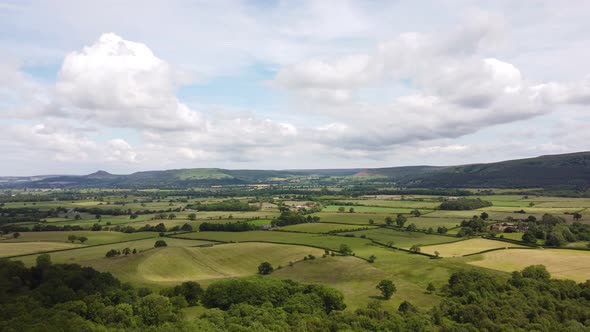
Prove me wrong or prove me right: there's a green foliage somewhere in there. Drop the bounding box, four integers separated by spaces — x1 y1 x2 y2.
199 221 256 232
439 198 492 210
257 261 274 275
271 209 320 227
154 240 167 248
187 199 259 211
376 280 396 299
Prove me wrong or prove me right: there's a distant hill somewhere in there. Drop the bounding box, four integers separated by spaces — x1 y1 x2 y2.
2 151 590 189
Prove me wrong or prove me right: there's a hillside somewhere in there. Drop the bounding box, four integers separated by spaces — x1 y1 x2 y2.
1 151 590 189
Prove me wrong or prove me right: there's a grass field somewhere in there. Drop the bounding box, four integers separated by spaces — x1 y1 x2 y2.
338 199 441 209
13 237 214 266
279 223 376 233
404 216 462 230
419 238 524 257
314 212 393 225
342 228 460 249
0 242 84 257
323 205 427 214
99 242 325 285
468 248 590 282
1 231 157 246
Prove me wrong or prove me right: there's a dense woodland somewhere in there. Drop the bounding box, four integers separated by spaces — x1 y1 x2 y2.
1 256 589 331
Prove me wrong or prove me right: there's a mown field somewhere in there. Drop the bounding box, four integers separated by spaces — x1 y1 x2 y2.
419 238 525 257
467 248 590 282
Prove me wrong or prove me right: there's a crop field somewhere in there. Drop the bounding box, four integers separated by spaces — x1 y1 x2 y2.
1 230 157 245
468 248 590 282
342 228 460 249
279 223 376 233
419 238 525 257
0 241 84 257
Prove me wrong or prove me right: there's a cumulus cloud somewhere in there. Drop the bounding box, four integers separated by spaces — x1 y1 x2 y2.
53 33 202 130
275 17 590 151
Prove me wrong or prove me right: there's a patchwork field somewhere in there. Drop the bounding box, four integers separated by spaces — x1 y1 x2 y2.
103 242 325 285
314 212 393 225
279 223 376 233
0 241 84 257
342 228 460 249
420 238 524 257
1 230 157 246
14 237 214 266
468 248 590 282
323 205 426 214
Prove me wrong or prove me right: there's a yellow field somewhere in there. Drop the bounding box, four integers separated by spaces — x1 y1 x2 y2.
0 242 84 257
420 238 523 257
468 249 590 282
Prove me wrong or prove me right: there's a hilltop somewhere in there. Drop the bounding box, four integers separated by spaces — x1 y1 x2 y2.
1 151 589 189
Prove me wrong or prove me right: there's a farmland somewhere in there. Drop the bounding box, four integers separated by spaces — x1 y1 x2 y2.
2 185 590 330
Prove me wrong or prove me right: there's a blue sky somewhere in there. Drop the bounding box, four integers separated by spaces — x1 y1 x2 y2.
1 0 589 175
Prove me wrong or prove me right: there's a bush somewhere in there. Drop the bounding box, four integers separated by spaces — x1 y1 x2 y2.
154 240 168 248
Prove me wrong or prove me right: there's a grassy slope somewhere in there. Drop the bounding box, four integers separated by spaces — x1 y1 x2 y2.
419 238 525 257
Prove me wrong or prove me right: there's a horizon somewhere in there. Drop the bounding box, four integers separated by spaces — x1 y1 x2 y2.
3 149 587 177
2 1 590 175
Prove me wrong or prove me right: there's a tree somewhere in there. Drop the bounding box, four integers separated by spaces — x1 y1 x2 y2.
573 212 582 221
338 207 345 213
376 280 396 299
188 213 197 221
136 294 176 325
385 216 393 225
406 223 417 232
339 243 353 256
168 213 176 220
369 219 375 225
180 223 193 232
398 301 417 314
12 232 20 239
258 262 274 275
132 248 137 254
426 282 436 294
411 209 421 217
122 247 131 255
410 244 421 253
522 230 537 244
154 240 168 248
368 255 376 263
395 214 407 228
105 249 119 258
480 212 489 220
437 226 448 234
74 214 82 220
78 236 88 244
36 253 52 268
67 235 77 243
434 251 440 258
349 207 355 213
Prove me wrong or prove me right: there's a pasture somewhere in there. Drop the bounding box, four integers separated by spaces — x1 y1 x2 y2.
419 238 525 257
342 228 460 249
0 242 83 257
468 248 590 282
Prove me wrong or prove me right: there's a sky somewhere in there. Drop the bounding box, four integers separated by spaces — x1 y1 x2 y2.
1 0 590 176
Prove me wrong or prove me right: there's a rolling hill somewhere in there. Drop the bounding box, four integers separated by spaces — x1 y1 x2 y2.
1 151 590 189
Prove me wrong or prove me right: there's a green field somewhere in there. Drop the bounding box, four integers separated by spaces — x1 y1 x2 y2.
341 228 460 249
1 231 157 246
0 242 84 257
419 238 524 257
279 223 376 233
314 212 393 225
323 205 426 214
97 242 325 286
